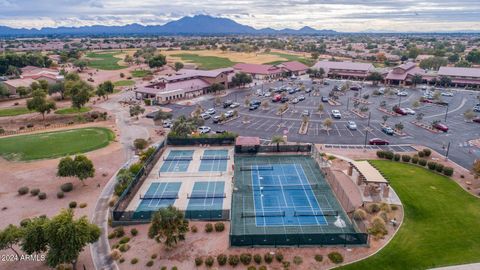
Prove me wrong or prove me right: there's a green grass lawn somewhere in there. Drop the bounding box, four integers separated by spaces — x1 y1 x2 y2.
171 53 237 70
0 127 114 161
130 70 152 78
0 107 32 117
263 52 314 66
337 161 480 270
114 80 135 88
54 107 91 115
85 51 126 70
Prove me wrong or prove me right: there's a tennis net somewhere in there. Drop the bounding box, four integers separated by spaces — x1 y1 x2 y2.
294 209 338 216
241 210 285 218
139 192 179 200
163 156 193 161
240 165 273 171
248 184 320 190
187 192 226 199
200 156 230 160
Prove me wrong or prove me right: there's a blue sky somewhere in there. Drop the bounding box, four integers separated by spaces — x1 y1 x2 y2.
0 0 479 31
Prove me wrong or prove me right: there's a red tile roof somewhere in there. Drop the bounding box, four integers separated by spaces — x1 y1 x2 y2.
438 67 480 78
235 136 260 146
233 63 283 75
277 61 309 72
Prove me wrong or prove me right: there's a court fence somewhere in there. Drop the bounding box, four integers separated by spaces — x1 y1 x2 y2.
235 143 312 154
112 209 230 226
230 232 369 247
167 133 236 146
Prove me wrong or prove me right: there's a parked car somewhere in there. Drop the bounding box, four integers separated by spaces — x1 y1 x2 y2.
346 121 357 130
378 87 385 94
404 108 416 115
331 110 342 119
223 100 233 108
435 101 449 106
229 102 240 108
212 115 221 124
305 88 312 93
281 96 289 103
369 138 390 145
302 110 310 116
200 113 211 120
298 95 305 101
215 130 228 134
472 118 480 123
433 122 449 132
272 94 282 102
396 91 408 96
264 92 272 97
224 110 234 118
291 98 299 104
421 85 428 90
473 105 480 112
162 120 172 128
382 126 395 135
321 96 329 102
441 92 454 97
394 107 408 115
198 126 211 134
250 100 261 106
206 108 216 115
249 104 259 110
350 85 362 91
288 88 296 94
145 111 159 119
421 98 433 103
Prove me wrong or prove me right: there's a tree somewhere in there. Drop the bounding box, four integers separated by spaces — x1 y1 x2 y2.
95 85 106 99
148 206 189 249
153 110 172 123
0 224 23 257
412 100 420 109
69 80 92 109
317 104 324 113
232 72 252 87
16 86 30 97
466 49 480 64
271 135 285 152
411 74 423 87
382 115 389 125
455 60 472 67
419 57 447 70
26 90 56 120
133 138 148 151
174 62 184 71
129 104 145 118
0 84 10 98
448 53 460 63
323 118 333 130
48 82 66 99
57 155 95 185
472 159 480 179
20 209 100 270
464 109 476 121
148 54 167 69
311 52 320 60
439 76 452 87
124 55 134 65
220 45 228 53
73 59 88 71
394 122 404 132
171 115 196 137
98 81 114 99
366 72 383 86
261 100 269 110
209 83 225 94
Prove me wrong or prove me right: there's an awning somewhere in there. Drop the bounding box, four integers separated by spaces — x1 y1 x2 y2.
350 161 388 184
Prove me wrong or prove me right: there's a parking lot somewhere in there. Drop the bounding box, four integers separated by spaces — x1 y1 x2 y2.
165 78 480 168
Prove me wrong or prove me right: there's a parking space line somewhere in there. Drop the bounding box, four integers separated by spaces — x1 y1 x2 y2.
334 124 341 136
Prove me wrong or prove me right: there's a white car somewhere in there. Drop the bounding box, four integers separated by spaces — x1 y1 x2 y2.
162 120 172 128
229 102 240 108
331 110 342 119
346 121 357 130
264 92 272 97
397 91 408 96
378 87 385 94
441 92 454 97
421 85 428 90
224 110 234 118
404 108 416 115
473 105 480 112
206 108 216 115
200 113 211 120
198 126 211 134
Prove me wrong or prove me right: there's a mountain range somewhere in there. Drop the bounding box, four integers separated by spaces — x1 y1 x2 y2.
0 15 337 36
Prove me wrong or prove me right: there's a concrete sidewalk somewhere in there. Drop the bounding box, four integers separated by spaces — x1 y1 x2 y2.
430 263 480 270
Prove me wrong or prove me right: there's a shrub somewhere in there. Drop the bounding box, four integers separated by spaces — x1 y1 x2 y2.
423 148 432 157
172 267 178 270
110 249 122 260
353 209 367 220
26 123 34 128
114 226 125 238
259 266 267 270
378 211 389 223
18 186 29 195
195 257 203 266
443 166 454 176
205 256 214 267
151 254 157 259
38 192 47 200
393 154 400 161
214 222 225 232
253 254 262 264
217 254 227 265
161 267 166 270
146 260 154 267
130 228 138 236
264 253 273 264
118 244 130 252
119 237 130 244
108 232 116 239
247 266 256 270
69 201 77 208
20 218 31 227
79 203 87 208
57 191 65 199
427 161 437 170
368 216 388 239
418 159 427 166
119 258 125 263
366 203 380 214
383 151 394 160
293 256 303 265
228 255 240 266
401 155 411 162
203 223 213 233
190 225 198 233
30 188 40 196
60 182 74 192
314 254 323 262
282 261 291 269
418 151 425 158
130 258 138 264
376 150 385 158
411 156 419 164
435 163 444 172
328 252 344 264
240 253 252 265
275 252 283 262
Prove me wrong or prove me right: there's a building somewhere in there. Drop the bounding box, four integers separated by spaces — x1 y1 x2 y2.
275 61 309 76
385 62 427 86
233 63 283 80
313 61 374 80
134 68 235 104
2 78 38 95
438 67 480 88
20 66 64 84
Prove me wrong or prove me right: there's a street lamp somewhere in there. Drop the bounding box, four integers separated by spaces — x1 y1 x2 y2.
444 104 449 122
445 141 451 160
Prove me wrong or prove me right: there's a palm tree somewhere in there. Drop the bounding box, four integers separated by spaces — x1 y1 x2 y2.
261 100 269 110
271 135 285 152
244 98 250 107
411 74 423 87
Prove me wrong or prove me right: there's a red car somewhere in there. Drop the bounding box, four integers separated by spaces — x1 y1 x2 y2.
433 122 449 132
421 98 433 103
369 138 390 145
394 107 408 115
271 94 282 102
472 118 480 123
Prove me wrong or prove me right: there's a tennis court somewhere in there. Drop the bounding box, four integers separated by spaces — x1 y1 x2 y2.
187 181 225 210
199 149 229 172
251 164 329 226
135 182 181 212
160 150 194 172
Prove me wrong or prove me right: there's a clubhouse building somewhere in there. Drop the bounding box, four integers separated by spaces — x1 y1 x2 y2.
233 61 309 80
438 67 480 88
313 61 374 80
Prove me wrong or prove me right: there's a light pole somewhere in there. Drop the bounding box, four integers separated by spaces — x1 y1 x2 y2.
346 97 350 111
367 111 371 127
363 127 369 149
445 141 451 160
398 94 402 106
444 104 449 122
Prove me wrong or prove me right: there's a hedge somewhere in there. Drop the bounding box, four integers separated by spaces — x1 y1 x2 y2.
423 148 432 157
376 151 385 158
443 166 454 176
435 163 444 172
384 151 394 160
393 154 401 161
411 156 419 164
401 155 411 162
328 252 344 264
427 161 437 170
418 159 427 166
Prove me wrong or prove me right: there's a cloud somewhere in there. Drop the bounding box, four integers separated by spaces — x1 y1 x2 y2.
0 0 478 31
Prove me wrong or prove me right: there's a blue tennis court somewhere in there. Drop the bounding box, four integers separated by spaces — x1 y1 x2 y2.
251 164 328 226
199 150 229 172
136 182 181 212
187 181 225 210
160 150 194 172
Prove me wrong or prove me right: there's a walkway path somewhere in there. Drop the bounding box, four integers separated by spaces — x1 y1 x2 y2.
430 263 480 270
